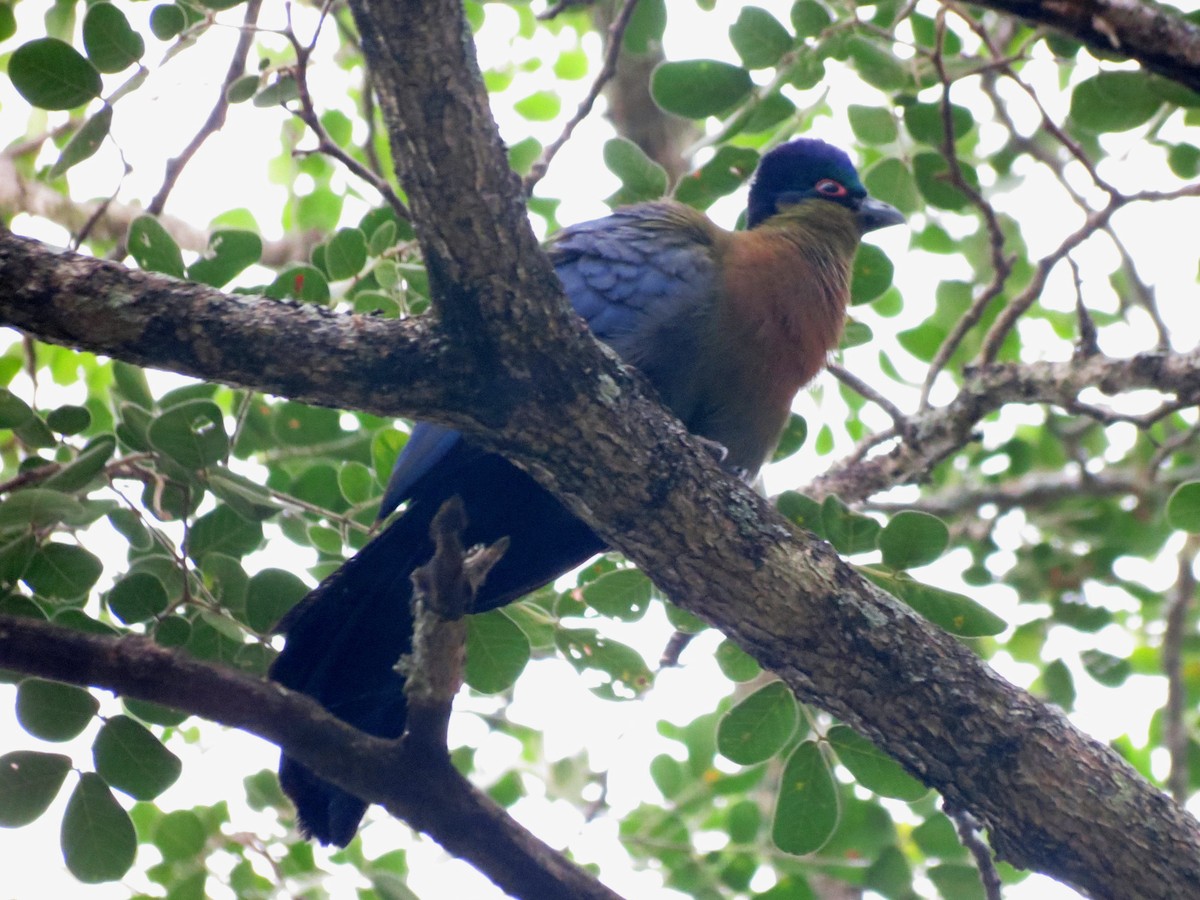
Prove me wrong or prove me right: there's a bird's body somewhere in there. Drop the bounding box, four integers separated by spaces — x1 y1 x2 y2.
269 138 903 845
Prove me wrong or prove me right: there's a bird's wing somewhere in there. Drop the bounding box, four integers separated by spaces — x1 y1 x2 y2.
378 202 721 517
378 422 464 518
546 201 720 357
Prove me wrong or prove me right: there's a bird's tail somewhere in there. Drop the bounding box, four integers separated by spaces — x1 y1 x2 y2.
268 510 433 846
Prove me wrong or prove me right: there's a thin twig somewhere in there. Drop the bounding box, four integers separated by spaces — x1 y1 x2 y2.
946 802 1003 900
286 17 410 221
918 9 1014 408
523 0 642 193
146 0 264 220
827 363 913 444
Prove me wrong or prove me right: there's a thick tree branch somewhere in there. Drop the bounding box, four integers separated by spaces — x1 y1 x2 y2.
0 615 622 900
0 229 495 433
968 0 1200 93
4 1 1200 897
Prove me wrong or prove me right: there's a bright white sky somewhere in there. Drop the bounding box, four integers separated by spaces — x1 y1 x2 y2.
3 1 1199 898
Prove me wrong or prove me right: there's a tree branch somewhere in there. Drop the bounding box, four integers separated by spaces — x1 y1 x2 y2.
968 0 1200 93
0 614 622 900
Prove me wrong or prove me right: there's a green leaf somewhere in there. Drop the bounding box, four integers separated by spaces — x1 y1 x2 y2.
128 215 185 278
772 740 838 855
790 0 830 37
324 227 368 281
772 413 807 462
24 543 103 599
553 48 588 80
9 38 102 110
904 101 974 146
879 510 949 569
603 137 668 206
913 812 967 859
0 4 15 43
92 714 182 800
581 567 653 622
205 467 279 520
60 773 137 883
622 0 665 53
717 681 798 765
928 863 987 900
465 609 531 694
1037 658 1076 708
185 505 263 563
148 398 228 470
0 489 87 531
265 265 330 303
337 460 375 505
850 243 894 305
154 809 207 861
0 750 72 826
848 104 897 144
44 404 90 436
776 491 823 534
556 628 653 700
107 571 169 624
16 679 99 741
860 566 1006 637
865 845 914 898
651 60 753 118
730 7 793 69
149 4 186 41
245 568 309 633
187 229 262 287
107 508 152 551
82 2 144 73
673 145 761 208
715 638 761 682
1081 649 1131 687
846 37 907 92
827 725 928 800
49 105 113 178
912 152 979 211
1070 71 1162 133
864 157 921 215
1167 481 1200 532
0 387 33 428
513 90 561 121
253 74 299 107
226 73 260 104
821 495 880 555
112 360 155 409
123 698 188 727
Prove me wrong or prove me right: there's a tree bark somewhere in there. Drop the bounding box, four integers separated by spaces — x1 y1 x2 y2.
2 0 1200 897
970 0 1200 94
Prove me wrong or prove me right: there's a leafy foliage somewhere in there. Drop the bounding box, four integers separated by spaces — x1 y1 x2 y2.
1 0 1198 897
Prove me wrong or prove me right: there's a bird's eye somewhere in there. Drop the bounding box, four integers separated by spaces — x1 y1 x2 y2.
814 178 848 197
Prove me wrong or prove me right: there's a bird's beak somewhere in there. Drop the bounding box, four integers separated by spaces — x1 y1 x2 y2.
856 197 905 233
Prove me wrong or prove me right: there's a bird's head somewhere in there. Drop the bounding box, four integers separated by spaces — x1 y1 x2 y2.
746 138 904 234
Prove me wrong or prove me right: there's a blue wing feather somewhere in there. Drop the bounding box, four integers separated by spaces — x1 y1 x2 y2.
380 201 720 516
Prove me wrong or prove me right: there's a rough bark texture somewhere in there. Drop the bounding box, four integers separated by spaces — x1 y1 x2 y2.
2 0 1200 897
970 0 1200 93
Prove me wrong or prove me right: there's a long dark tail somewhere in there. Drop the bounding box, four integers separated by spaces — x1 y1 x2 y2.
268 448 606 846
268 510 431 846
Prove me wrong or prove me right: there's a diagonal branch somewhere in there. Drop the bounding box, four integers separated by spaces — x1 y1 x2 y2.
966 0 1200 93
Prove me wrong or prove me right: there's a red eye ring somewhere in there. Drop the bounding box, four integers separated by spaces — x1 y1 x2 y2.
815 178 848 197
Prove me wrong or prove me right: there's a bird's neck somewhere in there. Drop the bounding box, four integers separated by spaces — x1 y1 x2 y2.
721 205 860 390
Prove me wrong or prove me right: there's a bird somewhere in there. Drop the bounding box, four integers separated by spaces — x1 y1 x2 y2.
268 137 904 846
